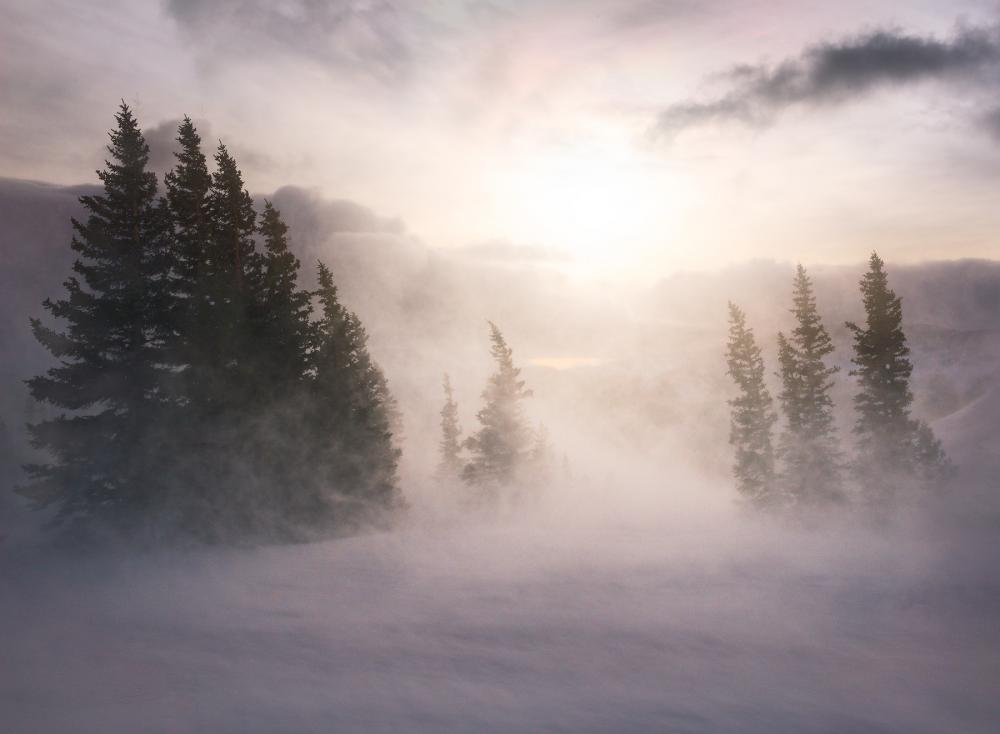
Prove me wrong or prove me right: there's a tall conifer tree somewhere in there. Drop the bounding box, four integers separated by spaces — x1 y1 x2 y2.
776 265 844 506
846 252 951 508
306 262 401 529
463 322 533 489
164 116 212 384
257 200 311 393
206 144 263 403
725 302 778 508
21 107 405 542
21 103 175 527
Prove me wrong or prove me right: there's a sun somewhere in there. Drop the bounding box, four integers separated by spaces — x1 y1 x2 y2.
491 141 677 269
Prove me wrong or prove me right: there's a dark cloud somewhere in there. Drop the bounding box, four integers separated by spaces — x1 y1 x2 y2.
141 118 199 174
655 24 1000 137
138 117 279 182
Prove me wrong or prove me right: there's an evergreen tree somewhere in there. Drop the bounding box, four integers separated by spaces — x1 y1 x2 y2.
305 262 401 529
21 107 403 543
235 201 314 537
725 302 777 508
164 138 267 539
163 116 212 385
21 103 175 528
846 252 951 509
166 139 262 420
463 322 533 489
257 200 311 393
776 265 844 507
164 117 211 285
437 373 463 479
161 117 217 531
205 143 264 402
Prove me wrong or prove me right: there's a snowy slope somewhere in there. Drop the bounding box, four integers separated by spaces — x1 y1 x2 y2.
2 513 999 734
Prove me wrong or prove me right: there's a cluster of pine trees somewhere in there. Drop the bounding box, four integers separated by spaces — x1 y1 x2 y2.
726 255 952 514
20 103 401 542
437 322 554 502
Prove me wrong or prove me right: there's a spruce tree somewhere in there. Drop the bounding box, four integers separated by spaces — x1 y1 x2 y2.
166 140 262 420
235 201 314 536
164 117 211 286
161 117 216 530
257 200 311 393
205 143 264 403
306 262 401 529
846 252 951 509
164 138 266 539
163 116 212 382
776 265 844 507
437 373 463 479
725 302 777 508
463 322 533 489
21 103 175 528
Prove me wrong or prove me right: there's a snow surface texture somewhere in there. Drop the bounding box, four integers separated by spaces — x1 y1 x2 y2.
3 502 999 734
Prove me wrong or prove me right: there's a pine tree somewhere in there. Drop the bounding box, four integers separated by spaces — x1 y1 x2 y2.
21 103 175 528
776 265 844 507
233 201 315 537
305 262 401 530
163 116 212 383
725 302 777 508
206 143 264 402
846 252 951 509
164 117 211 285
257 200 311 393
437 373 463 479
20 108 403 542
463 322 533 489
210 144 261 293
166 139 262 421
163 138 267 539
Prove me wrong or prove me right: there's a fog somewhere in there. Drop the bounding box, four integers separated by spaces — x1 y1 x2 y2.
2 174 999 731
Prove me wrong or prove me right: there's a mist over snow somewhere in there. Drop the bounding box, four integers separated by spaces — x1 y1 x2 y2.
2 174 1000 732
7 0 1000 728
4 508 1000 734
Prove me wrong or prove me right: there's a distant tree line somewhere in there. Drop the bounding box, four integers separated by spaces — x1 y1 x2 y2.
20 103 402 542
437 322 555 504
726 255 953 515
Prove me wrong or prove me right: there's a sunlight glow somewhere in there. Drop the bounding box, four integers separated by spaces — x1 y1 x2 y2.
492 142 678 267
528 356 604 370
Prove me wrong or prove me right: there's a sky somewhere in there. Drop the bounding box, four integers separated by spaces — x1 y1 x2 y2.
3 0 1000 279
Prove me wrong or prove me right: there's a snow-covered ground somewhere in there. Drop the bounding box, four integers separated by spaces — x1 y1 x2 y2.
3 505 998 734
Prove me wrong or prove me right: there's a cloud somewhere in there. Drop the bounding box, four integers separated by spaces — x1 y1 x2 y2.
654 23 1000 137
605 0 699 32
140 118 196 174
163 0 447 83
455 239 573 264
138 117 281 183
983 107 1000 143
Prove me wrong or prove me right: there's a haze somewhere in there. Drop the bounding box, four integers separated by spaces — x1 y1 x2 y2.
2 2 1000 733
